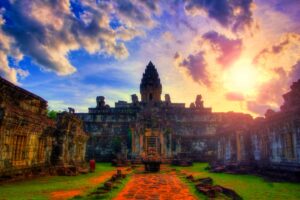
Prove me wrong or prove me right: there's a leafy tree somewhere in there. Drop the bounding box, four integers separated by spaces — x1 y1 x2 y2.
47 109 60 120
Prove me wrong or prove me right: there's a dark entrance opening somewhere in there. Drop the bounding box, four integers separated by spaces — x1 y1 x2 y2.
149 93 153 101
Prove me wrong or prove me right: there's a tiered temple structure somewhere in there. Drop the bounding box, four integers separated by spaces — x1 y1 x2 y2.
77 61 300 176
0 61 299 180
77 62 232 162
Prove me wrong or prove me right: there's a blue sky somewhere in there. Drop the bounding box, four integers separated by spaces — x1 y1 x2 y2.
0 0 300 116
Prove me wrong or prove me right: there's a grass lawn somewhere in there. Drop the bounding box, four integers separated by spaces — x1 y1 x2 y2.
173 163 300 200
0 163 115 200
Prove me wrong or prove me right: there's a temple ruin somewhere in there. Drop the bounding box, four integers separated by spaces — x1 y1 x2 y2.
76 61 222 162
77 61 300 176
0 77 88 178
0 61 299 180
215 79 300 176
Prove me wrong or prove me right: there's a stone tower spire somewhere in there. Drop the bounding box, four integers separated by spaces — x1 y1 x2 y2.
140 61 162 103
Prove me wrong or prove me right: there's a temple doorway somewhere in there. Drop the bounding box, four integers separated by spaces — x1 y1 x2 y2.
144 129 161 156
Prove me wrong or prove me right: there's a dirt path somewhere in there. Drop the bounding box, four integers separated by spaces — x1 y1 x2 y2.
50 170 117 200
114 172 197 200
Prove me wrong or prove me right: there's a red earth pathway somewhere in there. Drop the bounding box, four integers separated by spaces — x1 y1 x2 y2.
114 173 197 200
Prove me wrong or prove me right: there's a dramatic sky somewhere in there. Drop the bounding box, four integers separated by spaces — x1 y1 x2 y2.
0 0 299 116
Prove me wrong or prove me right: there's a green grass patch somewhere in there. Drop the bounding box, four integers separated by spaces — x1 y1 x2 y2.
173 163 300 200
0 163 115 200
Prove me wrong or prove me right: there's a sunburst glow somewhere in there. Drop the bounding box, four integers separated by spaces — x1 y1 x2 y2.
223 58 261 95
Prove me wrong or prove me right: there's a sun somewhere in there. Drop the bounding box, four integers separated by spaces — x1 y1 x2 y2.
223 58 260 95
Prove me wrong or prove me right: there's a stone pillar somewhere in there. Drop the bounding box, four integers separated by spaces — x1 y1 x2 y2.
160 132 164 157
169 134 173 157
135 132 139 156
236 132 241 162
139 133 143 156
131 129 135 154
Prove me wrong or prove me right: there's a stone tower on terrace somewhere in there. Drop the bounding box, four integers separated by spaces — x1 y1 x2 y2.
140 61 162 103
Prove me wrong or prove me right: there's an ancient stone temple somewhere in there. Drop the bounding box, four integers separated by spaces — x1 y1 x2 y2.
215 79 300 176
1 60 298 180
0 77 55 177
250 80 300 171
0 77 88 178
215 113 253 164
77 61 221 162
52 108 89 167
77 61 300 175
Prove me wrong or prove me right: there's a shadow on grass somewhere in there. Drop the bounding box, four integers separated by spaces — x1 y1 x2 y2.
0 163 115 200
172 163 300 200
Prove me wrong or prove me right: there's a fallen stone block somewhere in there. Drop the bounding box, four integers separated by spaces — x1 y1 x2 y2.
186 174 195 181
196 184 217 198
215 185 243 200
196 177 213 185
104 181 113 190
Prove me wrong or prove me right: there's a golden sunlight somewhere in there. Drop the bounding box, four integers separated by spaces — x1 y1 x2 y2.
223 58 261 95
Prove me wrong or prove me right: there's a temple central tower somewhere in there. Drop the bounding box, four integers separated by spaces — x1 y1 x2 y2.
140 61 162 103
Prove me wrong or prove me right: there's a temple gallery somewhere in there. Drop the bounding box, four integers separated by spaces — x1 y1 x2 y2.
0 61 299 179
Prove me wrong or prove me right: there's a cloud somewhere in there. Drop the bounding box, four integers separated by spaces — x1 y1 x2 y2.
175 51 211 86
225 92 244 101
173 31 242 87
179 18 198 34
0 10 28 83
113 0 160 28
0 0 159 83
247 33 300 114
263 0 300 22
247 67 291 116
291 60 300 81
202 31 242 68
257 67 288 105
174 52 180 59
253 33 300 64
247 101 274 116
247 32 300 115
184 0 254 32
162 31 174 42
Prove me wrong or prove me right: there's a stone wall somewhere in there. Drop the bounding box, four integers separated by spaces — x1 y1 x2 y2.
0 77 55 177
250 110 300 170
52 110 89 167
77 94 220 163
75 63 229 163
77 103 137 161
215 113 253 164
0 77 88 178
215 80 300 173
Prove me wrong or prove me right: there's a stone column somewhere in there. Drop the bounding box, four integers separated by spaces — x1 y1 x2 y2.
139 133 143 156
160 131 164 157
236 131 241 162
131 128 135 154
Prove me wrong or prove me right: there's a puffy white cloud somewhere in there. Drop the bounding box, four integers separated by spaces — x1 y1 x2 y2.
0 11 28 83
0 0 160 83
